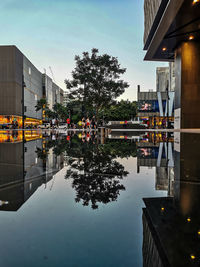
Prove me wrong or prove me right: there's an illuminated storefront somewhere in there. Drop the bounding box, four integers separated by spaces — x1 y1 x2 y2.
0 131 42 143
0 115 42 128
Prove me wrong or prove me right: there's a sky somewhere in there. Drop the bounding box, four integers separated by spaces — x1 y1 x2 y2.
0 0 167 100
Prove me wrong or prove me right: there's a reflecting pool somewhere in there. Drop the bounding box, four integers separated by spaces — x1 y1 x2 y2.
0 130 199 266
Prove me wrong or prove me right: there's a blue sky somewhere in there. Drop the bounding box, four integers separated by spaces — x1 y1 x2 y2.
0 0 167 100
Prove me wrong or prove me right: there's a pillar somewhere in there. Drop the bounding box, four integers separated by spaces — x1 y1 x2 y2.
174 41 200 128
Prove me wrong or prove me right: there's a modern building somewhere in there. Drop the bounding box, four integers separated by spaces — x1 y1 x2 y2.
156 67 169 92
0 46 64 128
143 0 200 128
137 83 174 128
63 91 68 107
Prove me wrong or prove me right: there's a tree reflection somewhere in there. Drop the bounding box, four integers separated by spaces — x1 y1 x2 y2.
37 133 137 209
65 137 135 209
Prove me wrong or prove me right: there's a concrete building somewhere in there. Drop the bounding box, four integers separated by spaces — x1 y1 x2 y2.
156 67 169 92
0 46 64 128
137 85 174 128
143 0 200 128
63 91 68 107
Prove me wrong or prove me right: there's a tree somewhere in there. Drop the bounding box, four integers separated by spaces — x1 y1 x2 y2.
65 48 129 122
35 98 48 112
35 98 50 121
99 100 137 122
53 103 68 121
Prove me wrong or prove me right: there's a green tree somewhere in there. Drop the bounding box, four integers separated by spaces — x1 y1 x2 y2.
53 103 68 121
65 48 129 122
35 98 48 112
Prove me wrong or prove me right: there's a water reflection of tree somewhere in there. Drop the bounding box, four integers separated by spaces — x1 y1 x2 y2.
36 135 137 209
65 138 136 209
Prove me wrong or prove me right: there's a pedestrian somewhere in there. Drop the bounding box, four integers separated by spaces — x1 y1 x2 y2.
91 116 96 129
82 117 86 129
86 118 90 130
66 118 70 128
123 120 127 129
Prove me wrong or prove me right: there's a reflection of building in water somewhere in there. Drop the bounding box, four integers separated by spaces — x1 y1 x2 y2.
143 133 200 266
0 134 63 211
137 133 174 168
137 133 174 197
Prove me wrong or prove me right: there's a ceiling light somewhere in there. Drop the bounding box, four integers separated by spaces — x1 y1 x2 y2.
189 35 194 40
193 0 200 5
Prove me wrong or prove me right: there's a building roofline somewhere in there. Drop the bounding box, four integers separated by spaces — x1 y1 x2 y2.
144 0 170 50
144 0 184 61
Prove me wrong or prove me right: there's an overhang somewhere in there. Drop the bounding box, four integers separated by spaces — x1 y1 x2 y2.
144 0 200 61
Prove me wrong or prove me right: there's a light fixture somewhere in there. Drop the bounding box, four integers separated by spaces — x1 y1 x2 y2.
191 255 196 260
187 217 191 222
189 35 194 40
161 207 165 211
193 0 200 5
162 47 167 52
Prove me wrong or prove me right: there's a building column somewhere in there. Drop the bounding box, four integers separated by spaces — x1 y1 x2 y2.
174 41 200 129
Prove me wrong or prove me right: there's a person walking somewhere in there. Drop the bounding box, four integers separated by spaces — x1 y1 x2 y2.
91 116 96 129
82 117 86 130
86 117 90 130
66 118 70 129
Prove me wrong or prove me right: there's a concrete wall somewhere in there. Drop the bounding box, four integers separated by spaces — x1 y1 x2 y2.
144 0 162 45
156 67 169 92
0 46 23 116
23 56 43 120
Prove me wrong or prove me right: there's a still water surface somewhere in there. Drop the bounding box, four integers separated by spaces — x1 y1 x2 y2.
0 130 198 266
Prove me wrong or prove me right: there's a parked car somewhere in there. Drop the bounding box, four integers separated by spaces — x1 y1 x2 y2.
38 123 50 129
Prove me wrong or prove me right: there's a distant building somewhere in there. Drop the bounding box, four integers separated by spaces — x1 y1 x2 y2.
63 91 68 107
137 61 175 128
0 46 64 127
156 67 169 92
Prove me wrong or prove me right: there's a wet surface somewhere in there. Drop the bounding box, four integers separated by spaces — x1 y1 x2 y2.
0 130 199 266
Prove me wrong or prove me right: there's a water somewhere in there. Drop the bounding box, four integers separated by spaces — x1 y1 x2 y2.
0 130 199 266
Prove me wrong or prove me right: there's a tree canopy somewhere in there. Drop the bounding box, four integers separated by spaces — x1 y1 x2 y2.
65 48 129 120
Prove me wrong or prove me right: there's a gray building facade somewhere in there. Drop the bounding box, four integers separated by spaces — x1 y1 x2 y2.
0 45 64 127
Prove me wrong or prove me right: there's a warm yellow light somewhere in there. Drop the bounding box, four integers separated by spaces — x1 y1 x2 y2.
198 230 200 235
162 47 167 51
191 255 196 260
193 0 200 5
189 35 194 40
161 207 165 211
187 217 191 222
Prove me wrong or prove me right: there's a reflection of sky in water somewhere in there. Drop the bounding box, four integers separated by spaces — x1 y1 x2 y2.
0 156 166 267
